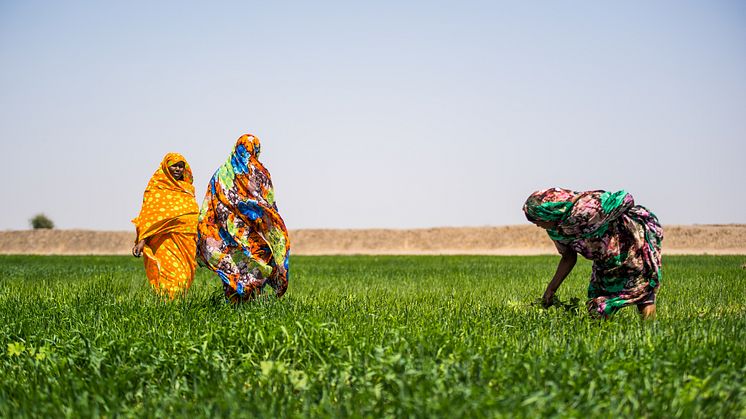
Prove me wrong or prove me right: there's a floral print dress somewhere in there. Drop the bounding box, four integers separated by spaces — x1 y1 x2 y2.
523 188 663 317
197 134 290 303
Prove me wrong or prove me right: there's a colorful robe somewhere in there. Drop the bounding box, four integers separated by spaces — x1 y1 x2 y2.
523 188 663 317
132 153 199 299
197 134 290 302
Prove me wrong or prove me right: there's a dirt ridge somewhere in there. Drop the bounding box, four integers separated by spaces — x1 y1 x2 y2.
1 225 745 255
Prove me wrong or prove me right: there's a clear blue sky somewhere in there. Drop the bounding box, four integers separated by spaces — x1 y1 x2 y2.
1 1 744 231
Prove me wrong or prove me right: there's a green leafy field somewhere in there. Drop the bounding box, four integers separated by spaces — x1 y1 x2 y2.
0 255 744 417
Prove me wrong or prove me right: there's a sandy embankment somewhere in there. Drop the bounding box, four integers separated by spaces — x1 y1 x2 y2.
1 225 745 255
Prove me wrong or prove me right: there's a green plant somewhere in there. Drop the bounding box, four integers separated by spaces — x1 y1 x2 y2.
0 255 743 417
29 214 54 229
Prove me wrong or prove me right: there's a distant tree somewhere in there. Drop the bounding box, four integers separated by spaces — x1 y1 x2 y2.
30 213 55 229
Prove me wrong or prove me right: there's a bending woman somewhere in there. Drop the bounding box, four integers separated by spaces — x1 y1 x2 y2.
523 188 663 319
197 134 290 303
132 153 200 299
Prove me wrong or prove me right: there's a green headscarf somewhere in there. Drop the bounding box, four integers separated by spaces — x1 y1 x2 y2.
522 188 578 223
524 188 633 242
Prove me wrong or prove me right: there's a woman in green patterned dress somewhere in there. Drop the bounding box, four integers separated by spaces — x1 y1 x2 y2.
523 188 663 319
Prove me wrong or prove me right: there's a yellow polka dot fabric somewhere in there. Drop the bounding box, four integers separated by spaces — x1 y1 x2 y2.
142 233 197 299
132 153 200 299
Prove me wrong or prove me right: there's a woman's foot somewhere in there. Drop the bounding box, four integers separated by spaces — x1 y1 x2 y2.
638 303 656 320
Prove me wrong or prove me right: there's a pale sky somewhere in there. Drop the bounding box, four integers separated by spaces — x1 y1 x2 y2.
1 1 744 231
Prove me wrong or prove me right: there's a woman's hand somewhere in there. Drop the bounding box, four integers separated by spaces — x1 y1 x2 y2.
132 240 146 257
540 242 577 309
542 289 556 308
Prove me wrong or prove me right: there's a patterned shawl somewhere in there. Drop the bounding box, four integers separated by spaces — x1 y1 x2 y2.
523 188 634 242
132 153 199 243
198 134 290 296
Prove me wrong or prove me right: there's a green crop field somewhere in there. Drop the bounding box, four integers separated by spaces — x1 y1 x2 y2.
0 255 744 417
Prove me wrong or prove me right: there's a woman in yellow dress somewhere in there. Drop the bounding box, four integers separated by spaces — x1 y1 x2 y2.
131 153 200 299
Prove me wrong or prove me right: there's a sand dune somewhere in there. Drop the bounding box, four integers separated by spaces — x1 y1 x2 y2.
1 225 745 255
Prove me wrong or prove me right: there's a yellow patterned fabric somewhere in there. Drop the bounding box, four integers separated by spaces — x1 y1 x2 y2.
132 153 199 298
